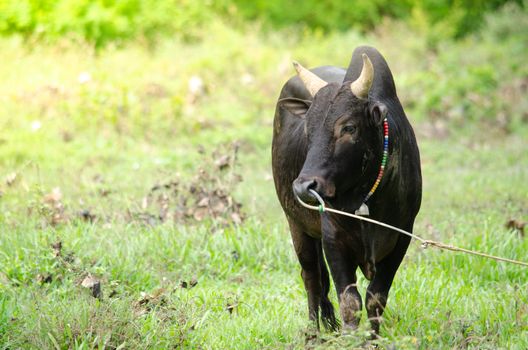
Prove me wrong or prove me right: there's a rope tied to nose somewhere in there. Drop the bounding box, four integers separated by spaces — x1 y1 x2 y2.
308 190 326 214
296 189 528 267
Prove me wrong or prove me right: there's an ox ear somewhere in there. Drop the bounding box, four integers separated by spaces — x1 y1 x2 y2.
278 97 312 118
368 101 388 126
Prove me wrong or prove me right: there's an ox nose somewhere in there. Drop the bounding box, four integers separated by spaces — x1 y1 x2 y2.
292 177 319 204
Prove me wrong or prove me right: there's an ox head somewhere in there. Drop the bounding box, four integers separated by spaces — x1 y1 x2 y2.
283 54 388 204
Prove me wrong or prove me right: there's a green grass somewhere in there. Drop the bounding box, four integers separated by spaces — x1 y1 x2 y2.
1 7 527 349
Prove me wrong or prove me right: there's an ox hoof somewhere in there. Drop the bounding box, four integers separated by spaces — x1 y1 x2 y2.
339 289 362 330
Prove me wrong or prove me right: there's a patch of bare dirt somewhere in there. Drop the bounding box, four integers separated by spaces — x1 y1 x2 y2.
132 142 244 228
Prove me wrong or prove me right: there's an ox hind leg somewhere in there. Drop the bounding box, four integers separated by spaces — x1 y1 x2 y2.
288 220 337 331
366 233 412 335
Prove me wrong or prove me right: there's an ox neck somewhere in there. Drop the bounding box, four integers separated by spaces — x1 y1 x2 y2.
355 117 389 216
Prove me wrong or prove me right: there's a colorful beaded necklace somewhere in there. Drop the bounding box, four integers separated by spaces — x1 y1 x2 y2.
355 117 389 216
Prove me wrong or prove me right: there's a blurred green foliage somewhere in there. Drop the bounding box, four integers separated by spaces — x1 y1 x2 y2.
231 0 519 37
397 2 528 132
0 0 223 46
0 0 524 47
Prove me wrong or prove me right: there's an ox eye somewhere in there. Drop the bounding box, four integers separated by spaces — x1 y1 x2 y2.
341 125 356 136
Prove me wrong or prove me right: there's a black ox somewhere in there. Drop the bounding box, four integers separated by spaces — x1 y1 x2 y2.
271 46 422 334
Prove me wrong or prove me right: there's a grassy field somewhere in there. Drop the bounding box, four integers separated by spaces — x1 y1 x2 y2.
1 7 527 349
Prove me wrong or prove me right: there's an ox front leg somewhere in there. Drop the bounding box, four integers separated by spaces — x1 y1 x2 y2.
322 229 362 330
366 233 411 336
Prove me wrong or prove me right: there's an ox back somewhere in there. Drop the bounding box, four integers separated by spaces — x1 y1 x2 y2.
271 46 422 334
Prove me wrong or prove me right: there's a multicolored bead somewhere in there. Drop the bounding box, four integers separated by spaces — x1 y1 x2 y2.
359 117 389 212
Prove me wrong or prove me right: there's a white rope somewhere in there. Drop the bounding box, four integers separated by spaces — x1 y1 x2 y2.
295 189 528 267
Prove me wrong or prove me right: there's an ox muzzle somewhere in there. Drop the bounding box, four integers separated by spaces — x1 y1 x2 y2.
293 176 335 204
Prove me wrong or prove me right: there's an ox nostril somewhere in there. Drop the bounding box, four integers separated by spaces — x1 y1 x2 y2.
293 178 319 203
306 179 317 191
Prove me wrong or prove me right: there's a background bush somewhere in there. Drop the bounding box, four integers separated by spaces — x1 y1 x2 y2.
0 0 524 47
0 0 224 46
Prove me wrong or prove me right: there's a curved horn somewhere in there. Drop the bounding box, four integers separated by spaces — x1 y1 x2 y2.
292 61 327 97
350 53 374 99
